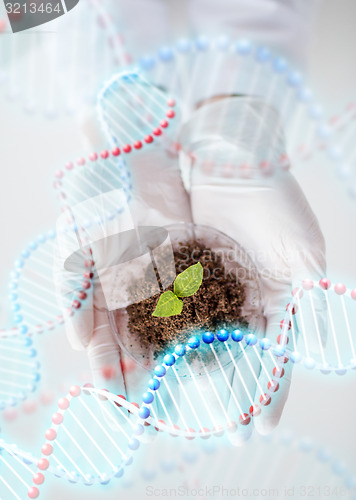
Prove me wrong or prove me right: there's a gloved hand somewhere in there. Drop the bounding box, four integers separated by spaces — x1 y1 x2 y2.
55 78 193 409
179 96 327 435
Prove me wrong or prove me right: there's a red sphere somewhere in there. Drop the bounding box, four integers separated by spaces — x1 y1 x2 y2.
27 487 39 499
133 140 142 149
166 109 175 119
319 278 331 290
72 300 81 310
259 394 271 406
160 120 169 128
100 150 109 159
153 128 162 136
155 419 165 432
239 413 251 425
277 334 289 345
123 144 132 154
82 280 91 290
37 458 49 470
114 394 126 408
77 291 87 300
268 380 279 392
167 98 176 107
273 366 285 378
302 279 314 290
249 405 261 417
128 402 139 414
112 147 121 156
286 303 297 315
334 283 346 295
144 135 153 144
280 319 292 330
185 428 196 440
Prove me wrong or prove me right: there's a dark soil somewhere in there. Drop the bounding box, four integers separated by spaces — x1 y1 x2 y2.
124 240 247 357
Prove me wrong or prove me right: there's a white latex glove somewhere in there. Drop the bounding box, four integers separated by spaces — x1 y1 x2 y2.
55 90 192 407
179 96 326 435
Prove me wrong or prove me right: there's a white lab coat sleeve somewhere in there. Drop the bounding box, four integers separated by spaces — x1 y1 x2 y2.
184 0 322 106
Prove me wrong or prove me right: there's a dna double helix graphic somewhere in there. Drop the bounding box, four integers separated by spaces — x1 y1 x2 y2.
1 32 356 499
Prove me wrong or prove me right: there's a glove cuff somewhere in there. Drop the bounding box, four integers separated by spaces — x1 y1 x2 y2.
179 96 289 182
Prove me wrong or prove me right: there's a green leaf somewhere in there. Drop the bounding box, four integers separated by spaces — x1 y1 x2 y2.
174 262 203 298
152 291 183 317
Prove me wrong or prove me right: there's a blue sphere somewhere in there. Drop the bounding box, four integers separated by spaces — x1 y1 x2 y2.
133 423 144 436
148 378 160 391
21 250 30 259
273 345 286 357
245 334 257 346
114 468 124 478
297 87 313 102
216 329 229 342
202 331 214 344
236 39 252 55
14 314 23 324
187 336 200 349
174 344 186 357
140 56 156 70
128 438 140 451
8 293 17 302
287 71 303 87
176 38 191 52
259 338 271 350
154 365 166 377
11 303 20 312
24 337 32 347
290 351 302 363
37 234 46 243
163 354 176 366
138 406 150 419
195 36 209 51
216 35 230 50
20 325 28 334
256 46 270 62
28 348 37 358
29 241 38 250
273 57 288 73
142 392 154 404
99 474 110 485
231 329 244 342
14 259 24 269
158 47 174 62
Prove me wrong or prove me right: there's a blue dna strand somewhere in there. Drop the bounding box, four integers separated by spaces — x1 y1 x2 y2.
8 229 91 336
0 331 40 411
135 35 356 199
136 330 289 440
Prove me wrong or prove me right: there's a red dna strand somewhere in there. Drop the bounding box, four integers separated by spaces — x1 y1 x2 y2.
283 278 356 374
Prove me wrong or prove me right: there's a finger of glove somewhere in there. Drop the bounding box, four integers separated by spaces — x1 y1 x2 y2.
254 295 294 435
252 273 295 434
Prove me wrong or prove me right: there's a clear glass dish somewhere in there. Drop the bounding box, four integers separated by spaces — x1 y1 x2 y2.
108 222 263 378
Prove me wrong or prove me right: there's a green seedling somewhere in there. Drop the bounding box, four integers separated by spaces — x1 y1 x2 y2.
152 262 203 318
